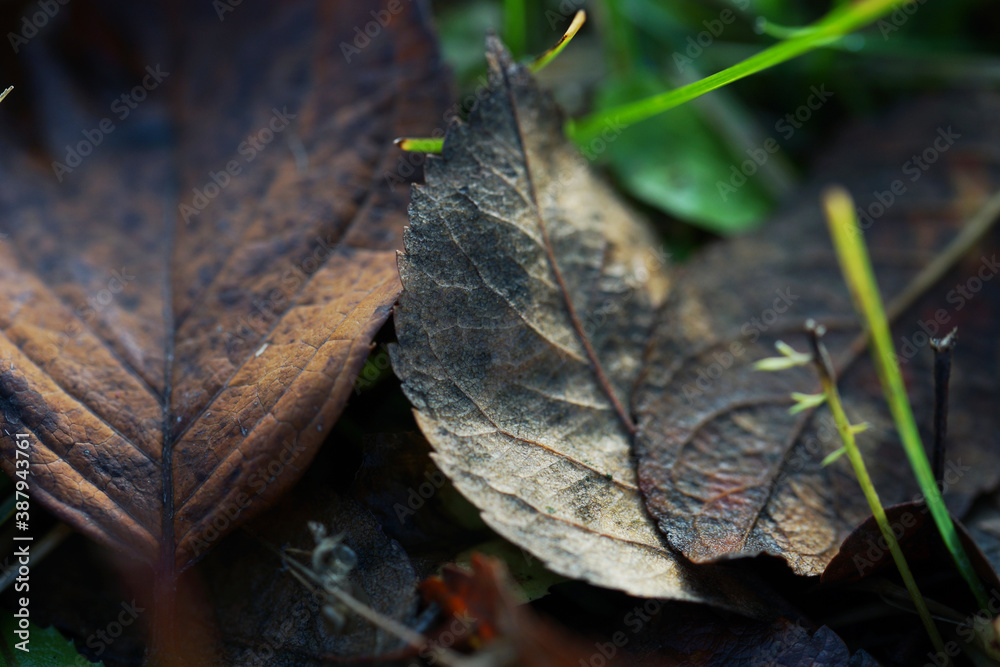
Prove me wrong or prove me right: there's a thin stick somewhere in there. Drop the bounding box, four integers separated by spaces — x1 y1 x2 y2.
930 328 957 487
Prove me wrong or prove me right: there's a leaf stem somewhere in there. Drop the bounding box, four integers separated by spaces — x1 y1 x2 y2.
822 187 990 611
805 321 947 661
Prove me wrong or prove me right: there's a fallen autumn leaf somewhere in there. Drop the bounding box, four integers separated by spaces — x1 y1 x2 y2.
0 0 448 587
634 93 1000 575
391 35 768 615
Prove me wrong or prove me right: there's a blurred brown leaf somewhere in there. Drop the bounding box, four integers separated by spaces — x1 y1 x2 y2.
635 93 1000 575
390 36 768 615
422 555 877 667
0 0 448 580
420 554 595 667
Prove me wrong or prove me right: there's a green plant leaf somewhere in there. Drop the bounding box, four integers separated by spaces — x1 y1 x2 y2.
568 0 912 145
0 617 101 666
593 74 772 233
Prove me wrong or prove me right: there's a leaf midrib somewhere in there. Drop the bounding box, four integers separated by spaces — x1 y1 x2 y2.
495 53 637 438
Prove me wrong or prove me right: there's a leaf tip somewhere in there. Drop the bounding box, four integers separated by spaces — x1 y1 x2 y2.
530 10 587 73
396 137 444 154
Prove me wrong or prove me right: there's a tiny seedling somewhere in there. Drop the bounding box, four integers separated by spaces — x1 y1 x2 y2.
756 321 947 660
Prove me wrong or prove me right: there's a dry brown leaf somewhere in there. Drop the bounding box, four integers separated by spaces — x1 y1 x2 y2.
635 93 1000 575
390 36 768 615
822 501 1000 590
0 0 448 579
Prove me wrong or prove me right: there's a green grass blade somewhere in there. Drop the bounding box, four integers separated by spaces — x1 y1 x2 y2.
530 10 586 73
823 187 990 610
567 0 910 145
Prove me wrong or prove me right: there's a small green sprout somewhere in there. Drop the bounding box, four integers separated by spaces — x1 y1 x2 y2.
754 321 947 660
789 392 826 414
753 340 812 371
820 447 847 466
